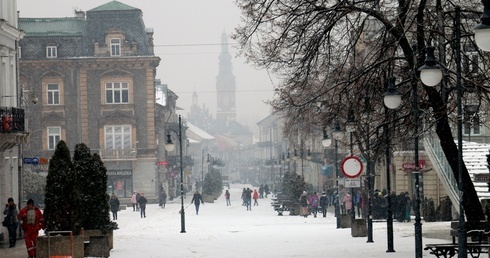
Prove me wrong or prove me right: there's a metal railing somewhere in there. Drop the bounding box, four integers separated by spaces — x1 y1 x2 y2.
423 134 460 209
99 148 136 160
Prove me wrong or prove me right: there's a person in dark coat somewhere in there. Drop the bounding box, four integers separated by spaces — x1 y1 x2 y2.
109 194 120 220
191 191 204 215
299 191 309 218
138 193 148 218
159 189 167 209
3 197 19 248
319 192 328 217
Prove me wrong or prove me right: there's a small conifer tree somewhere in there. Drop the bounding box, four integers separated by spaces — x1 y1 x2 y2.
44 140 79 233
73 143 114 232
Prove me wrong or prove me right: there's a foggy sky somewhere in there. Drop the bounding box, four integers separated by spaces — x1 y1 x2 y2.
16 0 276 133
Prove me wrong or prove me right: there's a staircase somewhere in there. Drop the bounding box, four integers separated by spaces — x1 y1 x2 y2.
424 135 490 213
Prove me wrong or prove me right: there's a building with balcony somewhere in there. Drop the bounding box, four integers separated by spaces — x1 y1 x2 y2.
0 0 25 203
17 1 161 200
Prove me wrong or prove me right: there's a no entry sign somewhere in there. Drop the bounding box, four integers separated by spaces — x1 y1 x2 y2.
341 156 363 178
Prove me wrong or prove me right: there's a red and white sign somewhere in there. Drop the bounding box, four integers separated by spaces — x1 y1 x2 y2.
156 161 168 166
402 160 426 172
341 156 363 178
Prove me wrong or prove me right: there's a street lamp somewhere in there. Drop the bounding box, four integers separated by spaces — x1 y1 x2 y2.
321 127 336 227
383 77 400 253
419 7 465 256
332 123 343 229
164 115 186 233
474 0 490 51
345 111 357 222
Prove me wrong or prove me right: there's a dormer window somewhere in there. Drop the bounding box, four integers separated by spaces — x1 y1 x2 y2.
110 38 121 56
46 46 57 58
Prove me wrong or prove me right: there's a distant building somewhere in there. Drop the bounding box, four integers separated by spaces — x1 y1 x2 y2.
18 1 162 199
187 32 254 182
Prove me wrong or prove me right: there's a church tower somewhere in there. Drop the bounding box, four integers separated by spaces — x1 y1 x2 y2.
215 31 236 131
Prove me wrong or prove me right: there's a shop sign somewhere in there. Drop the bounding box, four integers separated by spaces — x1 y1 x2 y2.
107 170 132 176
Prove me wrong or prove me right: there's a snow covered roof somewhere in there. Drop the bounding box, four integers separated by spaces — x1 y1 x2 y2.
186 121 214 141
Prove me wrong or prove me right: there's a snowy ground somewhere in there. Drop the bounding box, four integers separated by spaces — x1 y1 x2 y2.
109 183 452 258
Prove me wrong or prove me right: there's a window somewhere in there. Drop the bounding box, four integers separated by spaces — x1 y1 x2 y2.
105 82 129 104
110 38 121 56
105 125 131 149
46 46 57 58
47 126 61 150
47 83 60 105
464 105 481 136
18 47 21 59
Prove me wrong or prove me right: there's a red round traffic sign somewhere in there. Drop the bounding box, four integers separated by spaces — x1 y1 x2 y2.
341 156 363 178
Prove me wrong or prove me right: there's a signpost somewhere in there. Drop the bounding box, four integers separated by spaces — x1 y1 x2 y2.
23 157 39 165
341 156 363 178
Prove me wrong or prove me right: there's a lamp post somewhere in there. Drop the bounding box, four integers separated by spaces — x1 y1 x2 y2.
332 123 344 228
419 7 465 256
321 127 335 226
362 91 374 243
383 77 401 253
345 111 357 222
164 115 186 233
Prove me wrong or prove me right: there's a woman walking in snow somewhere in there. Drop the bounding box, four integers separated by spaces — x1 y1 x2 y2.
299 191 309 218
225 190 231 206
253 189 259 206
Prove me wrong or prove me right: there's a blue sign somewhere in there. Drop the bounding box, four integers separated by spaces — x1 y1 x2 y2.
23 157 39 165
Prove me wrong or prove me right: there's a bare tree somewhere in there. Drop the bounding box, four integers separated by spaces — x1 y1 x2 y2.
233 0 490 221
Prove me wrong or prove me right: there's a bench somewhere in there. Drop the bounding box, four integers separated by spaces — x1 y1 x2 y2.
425 221 490 258
271 195 297 215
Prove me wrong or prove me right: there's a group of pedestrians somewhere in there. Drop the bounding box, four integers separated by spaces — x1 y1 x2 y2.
299 191 331 218
241 187 263 210
130 190 148 218
3 198 44 258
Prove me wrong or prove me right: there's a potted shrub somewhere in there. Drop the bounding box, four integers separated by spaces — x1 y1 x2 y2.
73 143 117 256
39 141 117 258
38 140 84 258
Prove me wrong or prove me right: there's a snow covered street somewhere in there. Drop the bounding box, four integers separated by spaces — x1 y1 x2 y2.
0 183 454 258
109 183 450 258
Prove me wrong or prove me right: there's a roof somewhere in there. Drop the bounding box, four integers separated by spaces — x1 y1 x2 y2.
186 121 214 140
88 1 139 12
19 18 85 37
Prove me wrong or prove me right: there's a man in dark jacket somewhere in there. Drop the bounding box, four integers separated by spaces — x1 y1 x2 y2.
191 191 204 215
319 192 328 217
138 193 148 218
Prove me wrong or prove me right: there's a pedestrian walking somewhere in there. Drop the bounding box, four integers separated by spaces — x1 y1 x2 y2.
138 193 148 218
343 192 353 215
253 189 259 206
3 197 19 248
131 191 138 211
299 191 309 218
191 191 204 215
259 185 264 198
309 192 320 218
245 188 252 210
319 192 328 217
18 199 44 258
109 194 120 220
225 190 231 206
241 188 247 206
264 184 270 198
159 189 167 209
136 191 141 211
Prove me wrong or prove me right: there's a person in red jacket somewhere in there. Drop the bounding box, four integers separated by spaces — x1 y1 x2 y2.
253 189 259 206
18 199 44 258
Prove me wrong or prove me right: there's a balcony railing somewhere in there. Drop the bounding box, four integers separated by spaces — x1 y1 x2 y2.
0 107 25 133
99 148 136 160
